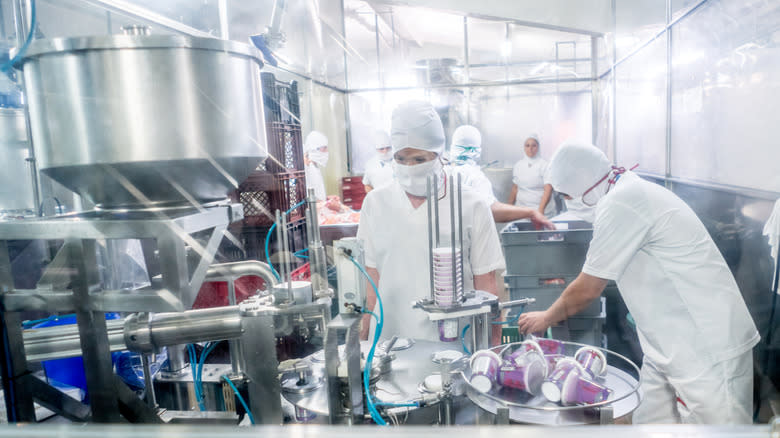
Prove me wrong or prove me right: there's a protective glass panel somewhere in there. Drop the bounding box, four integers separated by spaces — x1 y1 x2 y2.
670 0 780 192
615 0 666 60
615 33 666 174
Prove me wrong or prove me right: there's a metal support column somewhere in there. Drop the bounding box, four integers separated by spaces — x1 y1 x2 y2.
239 305 282 424
69 239 121 422
324 314 363 425
0 241 35 422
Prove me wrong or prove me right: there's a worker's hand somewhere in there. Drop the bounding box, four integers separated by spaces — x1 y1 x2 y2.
530 210 555 230
516 311 552 335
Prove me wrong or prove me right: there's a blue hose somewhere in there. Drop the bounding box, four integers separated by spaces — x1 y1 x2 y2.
349 256 386 425
461 324 471 355
0 0 36 73
221 375 255 424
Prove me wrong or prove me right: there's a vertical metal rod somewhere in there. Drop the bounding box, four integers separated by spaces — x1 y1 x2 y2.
449 174 456 301
463 16 471 124
433 175 440 245
591 35 599 145
275 209 284 283
374 13 381 86
457 173 464 299
427 176 434 301
141 354 157 408
218 0 229 39
470 316 478 353
665 0 673 181
227 281 243 376
282 214 293 301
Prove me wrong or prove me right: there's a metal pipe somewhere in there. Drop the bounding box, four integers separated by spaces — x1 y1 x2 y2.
281 213 293 301
218 0 229 40
227 280 243 377
204 260 278 288
141 354 157 408
79 0 214 38
427 177 434 301
124 306 243 353
457 173 464 299
23 319 126 362
275 209 285 285
449 174 456 300
433 176 440 245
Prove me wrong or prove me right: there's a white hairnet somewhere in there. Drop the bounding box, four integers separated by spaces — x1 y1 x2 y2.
304 130 328 153
526 133 540 145
451 125 482 148
375 130 391 149
547 142 612 198
390 101 445 155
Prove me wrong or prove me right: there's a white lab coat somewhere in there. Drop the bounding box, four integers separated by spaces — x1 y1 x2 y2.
450 163 497 205
304 162 326 202
357 175 506 342
511 157 555 216
582 172 759 423
362 156 394 190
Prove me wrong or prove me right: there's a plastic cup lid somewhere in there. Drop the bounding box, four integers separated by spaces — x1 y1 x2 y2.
470 375 492 393
541 381 561 402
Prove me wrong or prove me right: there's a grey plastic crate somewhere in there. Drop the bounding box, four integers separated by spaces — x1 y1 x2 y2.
507 282 608 317
500 220 593 276
552 315 605 347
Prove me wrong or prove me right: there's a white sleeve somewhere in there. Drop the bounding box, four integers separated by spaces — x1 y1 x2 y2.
469 198 506 275
540 160 551 185
582 200 651 280
362 169 372 187
511 161 521 185
356 193 377 268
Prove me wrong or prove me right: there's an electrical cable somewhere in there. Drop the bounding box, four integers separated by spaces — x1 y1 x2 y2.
0 0 36 73
348 256 386 425
195 341 219 409
264 200 306 281
22 313 75 329
221 375 255 425
187 344 204 410
491 305 526 325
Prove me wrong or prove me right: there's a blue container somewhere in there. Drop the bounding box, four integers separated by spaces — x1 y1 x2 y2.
32 313 120 402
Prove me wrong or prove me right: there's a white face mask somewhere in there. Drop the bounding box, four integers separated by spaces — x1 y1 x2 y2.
378 150 393 162
392 159 443 197
309 150 329 167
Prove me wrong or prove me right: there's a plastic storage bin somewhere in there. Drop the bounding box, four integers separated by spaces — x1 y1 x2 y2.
500 220 593 277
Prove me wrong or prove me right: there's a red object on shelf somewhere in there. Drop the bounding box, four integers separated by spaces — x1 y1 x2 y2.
291 262 311 281
192 275 268 309
341 176 367 210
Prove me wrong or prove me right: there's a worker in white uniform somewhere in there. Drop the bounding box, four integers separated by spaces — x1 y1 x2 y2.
517 142 760 424
362 130 394 193
303 130 329 202
357 102 506 342
508 134 556 217
449 125 553 228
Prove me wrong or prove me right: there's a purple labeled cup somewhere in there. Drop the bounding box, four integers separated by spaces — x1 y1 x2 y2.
438 320 458 342
536 338 564 355
543 354 566 374
469 349 501 393
498 350 547 394
574 346 608 379
561 376 613 406
541 358 586 403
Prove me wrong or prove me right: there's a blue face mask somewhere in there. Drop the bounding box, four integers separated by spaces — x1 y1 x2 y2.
453 145 480 165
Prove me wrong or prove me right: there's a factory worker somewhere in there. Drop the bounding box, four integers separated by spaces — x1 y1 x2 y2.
449 125 553 228
357 101 506 342
508 134 556 216
303 130 329 202
517 142 760 424
362 130 394 193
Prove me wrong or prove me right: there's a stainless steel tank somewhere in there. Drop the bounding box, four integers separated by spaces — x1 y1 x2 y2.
21 35 268 209
0 108 34 215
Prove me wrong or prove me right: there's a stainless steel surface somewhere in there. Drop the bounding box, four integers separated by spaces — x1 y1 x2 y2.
21 35 267 209
0 109 34 215
238 297 283 424
22 318 126 362
306 190 329 297
123 306 242 353
205 260 278 290
427 177 435 301
462 341 641 425
457 174 464 285
0 424 770 437
141 354 157 408
79 0 215 38
449 174 458 300
285 339 467 419
324 314 363 424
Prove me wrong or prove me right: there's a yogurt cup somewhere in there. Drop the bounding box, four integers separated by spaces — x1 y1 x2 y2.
574 346 608 378
562 376 613 405
541 358 586 403
469 349 501 393
497 350 547 394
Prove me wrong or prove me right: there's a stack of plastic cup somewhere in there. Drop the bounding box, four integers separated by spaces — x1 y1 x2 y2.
433 247 462 307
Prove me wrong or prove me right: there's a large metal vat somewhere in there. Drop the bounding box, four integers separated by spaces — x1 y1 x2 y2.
21 35 268 209
0 108 34 215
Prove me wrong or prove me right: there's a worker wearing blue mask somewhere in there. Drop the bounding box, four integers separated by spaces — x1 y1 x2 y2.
357 102 506 342
449 125 553 228
362 130 394 193
517 142 759 424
